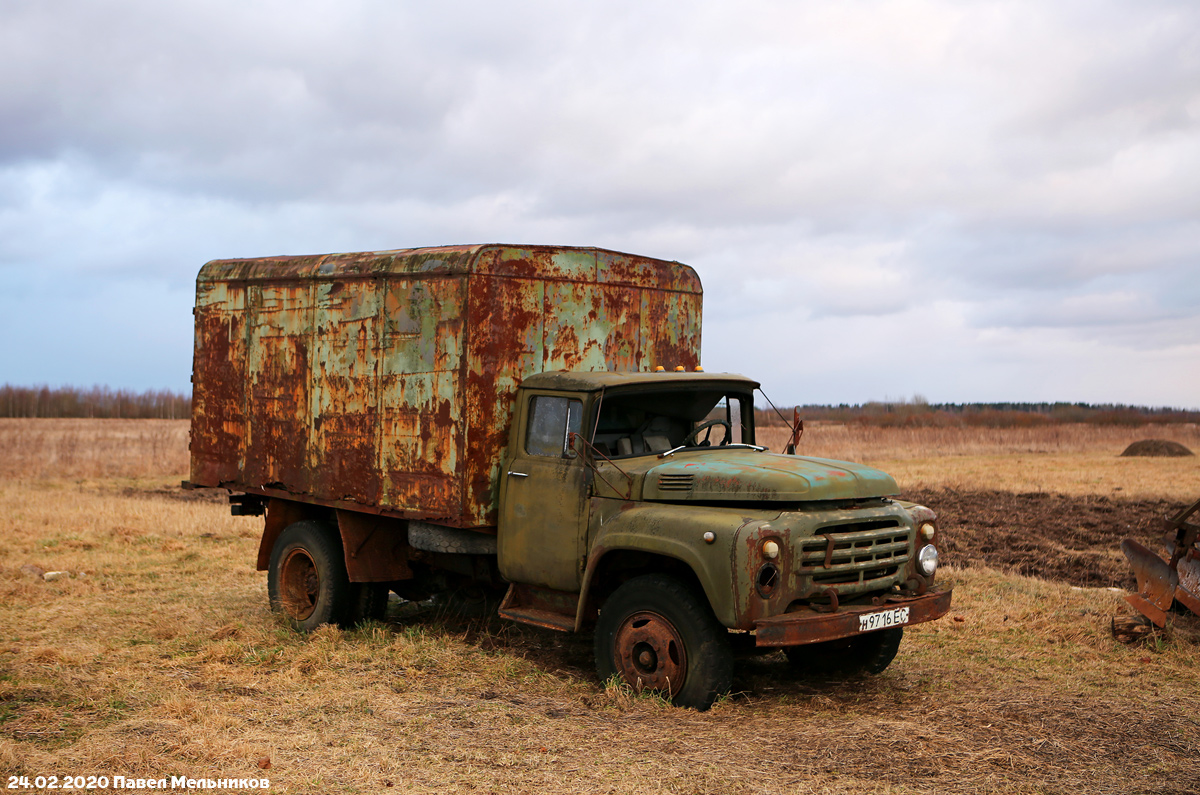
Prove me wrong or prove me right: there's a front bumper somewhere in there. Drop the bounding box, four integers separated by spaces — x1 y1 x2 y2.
753 587 953 647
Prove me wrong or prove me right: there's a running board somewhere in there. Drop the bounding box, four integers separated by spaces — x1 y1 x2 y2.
497 583 579 632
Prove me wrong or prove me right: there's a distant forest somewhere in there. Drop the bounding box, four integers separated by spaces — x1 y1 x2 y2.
2 384 1197 426
0 385 190 419
755 399 1200 428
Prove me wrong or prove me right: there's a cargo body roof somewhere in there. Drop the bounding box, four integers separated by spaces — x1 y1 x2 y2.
198 244 702 294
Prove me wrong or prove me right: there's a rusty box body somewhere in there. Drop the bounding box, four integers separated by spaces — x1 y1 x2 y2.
189 244 702 528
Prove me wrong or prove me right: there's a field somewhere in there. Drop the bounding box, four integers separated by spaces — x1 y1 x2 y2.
2 419 1199 794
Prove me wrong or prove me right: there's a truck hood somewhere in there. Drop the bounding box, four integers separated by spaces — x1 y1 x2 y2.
636 450 899 502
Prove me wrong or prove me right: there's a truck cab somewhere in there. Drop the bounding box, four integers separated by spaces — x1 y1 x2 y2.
493 371 950 709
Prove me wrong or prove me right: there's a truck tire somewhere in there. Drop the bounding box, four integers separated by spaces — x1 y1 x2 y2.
267 520 353 632
346 583 390 625
783 626 903 676
594 574 733 710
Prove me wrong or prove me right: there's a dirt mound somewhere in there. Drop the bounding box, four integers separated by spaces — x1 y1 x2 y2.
1119 439 1194 457
902 489 1186 589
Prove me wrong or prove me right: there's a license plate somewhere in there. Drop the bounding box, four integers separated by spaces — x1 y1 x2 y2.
858 606 910 632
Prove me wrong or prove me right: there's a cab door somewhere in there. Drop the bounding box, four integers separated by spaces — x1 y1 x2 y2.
498 392 589 592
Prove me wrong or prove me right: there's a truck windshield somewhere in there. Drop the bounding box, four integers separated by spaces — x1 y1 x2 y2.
592 389 752 458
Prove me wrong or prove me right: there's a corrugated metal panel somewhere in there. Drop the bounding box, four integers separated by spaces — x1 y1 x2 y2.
378 276 466 518
310 278 381 505
244 282 313 491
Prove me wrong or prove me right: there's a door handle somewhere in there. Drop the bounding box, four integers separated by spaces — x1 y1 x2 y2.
508 471 529 478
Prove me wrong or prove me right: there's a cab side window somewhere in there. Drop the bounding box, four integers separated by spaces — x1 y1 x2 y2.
526 396 583 457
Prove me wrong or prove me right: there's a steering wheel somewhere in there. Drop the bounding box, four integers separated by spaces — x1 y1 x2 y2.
684 419 731 447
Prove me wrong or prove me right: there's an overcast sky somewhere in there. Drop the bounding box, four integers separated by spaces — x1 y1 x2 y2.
1 0 1197 407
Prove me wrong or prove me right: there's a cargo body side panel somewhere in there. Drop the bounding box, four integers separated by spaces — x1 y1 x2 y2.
310 278 380 506
378 276 466 520
190 244 702 527
244 282 313 492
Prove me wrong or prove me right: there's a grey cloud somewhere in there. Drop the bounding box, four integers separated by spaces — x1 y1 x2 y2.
0 0 1197 404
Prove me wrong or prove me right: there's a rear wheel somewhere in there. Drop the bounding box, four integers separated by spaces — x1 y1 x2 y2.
346 582 390 624
268 521 353 631
594 574 732 710
784 626 904 676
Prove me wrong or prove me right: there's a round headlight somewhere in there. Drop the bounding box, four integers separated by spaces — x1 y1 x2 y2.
920 522 936 541
762 539 780 559
917 544 938 577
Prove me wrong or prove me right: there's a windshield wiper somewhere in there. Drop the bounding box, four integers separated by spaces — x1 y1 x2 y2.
658 442 767 459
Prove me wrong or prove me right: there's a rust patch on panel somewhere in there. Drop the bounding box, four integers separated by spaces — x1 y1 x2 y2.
463 272 543 525
243 282 313 493
377 276 465 519
310 278 381 505
190 281 247 487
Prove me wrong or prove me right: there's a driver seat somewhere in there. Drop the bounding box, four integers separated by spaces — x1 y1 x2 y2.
641 416 674 453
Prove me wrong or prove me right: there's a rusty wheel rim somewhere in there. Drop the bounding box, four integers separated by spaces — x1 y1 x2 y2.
280 548 320 621
613 610 686 696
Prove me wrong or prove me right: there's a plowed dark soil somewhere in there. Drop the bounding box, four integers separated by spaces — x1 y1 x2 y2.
904 489 1187 589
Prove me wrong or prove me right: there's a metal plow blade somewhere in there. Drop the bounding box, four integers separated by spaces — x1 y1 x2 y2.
1121 496 1200 627
1173 550 1200 617
1122 539 1178 627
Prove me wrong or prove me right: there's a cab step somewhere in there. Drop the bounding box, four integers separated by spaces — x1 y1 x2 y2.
498 583 578 632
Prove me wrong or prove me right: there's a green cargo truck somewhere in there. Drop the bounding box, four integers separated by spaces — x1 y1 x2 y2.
188 243 951 709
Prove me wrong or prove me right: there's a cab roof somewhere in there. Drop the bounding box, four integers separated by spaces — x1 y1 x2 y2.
519 371 760 393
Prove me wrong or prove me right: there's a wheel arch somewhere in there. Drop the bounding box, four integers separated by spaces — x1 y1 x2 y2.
255 500 412 583
256 498 332 571
577 544 730 632
577 503 746 631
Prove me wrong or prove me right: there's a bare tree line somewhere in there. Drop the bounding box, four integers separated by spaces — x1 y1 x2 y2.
4 383 1196 426
0 384 191 419
757 400 1200 428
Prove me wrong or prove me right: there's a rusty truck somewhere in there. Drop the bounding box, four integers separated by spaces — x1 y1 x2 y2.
187 244 952 709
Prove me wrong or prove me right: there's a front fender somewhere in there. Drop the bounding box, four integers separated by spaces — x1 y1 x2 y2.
579 498 779 628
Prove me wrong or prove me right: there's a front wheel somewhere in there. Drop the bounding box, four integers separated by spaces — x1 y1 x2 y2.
783 626 904 676
267 520 354 631
594 574 732 710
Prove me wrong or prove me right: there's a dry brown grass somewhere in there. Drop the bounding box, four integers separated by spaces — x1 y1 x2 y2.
759 420 1200 459
5 418 1196 496
760 422 1200 500
0 419 189 480
2 420 1200 793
